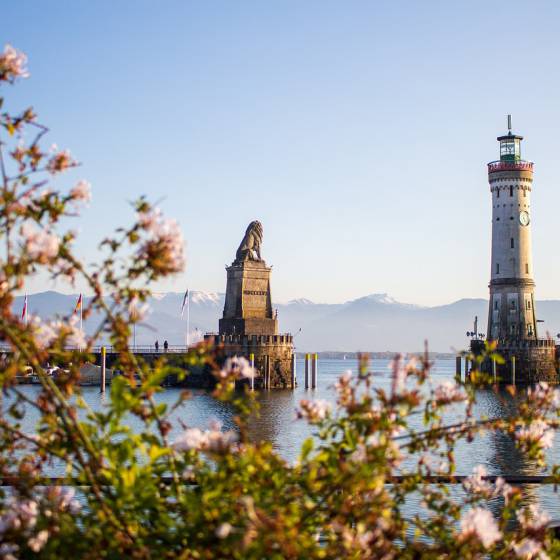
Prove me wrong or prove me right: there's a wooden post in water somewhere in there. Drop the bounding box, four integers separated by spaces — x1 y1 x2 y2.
311 353 318 389
101 346 106 393
250 353 255 391
265 355 270 389
512 355 516 386
291 353 296 389
305 353 310 389
492 358 497 384
455 356 461 382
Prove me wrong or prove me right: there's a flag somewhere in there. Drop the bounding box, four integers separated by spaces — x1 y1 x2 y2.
21 295 27 323
180 289 189 317
74 293 83 314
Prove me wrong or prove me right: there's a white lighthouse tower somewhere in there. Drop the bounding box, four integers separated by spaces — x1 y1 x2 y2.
487 117 537 340
482 117 557 382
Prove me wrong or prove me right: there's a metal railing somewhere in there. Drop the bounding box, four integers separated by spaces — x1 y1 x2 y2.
488 160 533 173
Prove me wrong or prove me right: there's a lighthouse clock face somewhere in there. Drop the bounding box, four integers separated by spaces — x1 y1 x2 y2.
519 211 530 226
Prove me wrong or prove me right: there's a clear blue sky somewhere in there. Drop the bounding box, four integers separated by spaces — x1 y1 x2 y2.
3 1 560 305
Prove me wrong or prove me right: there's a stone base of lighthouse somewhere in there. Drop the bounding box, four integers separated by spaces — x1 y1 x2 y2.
205 334 295 388
471 339 558 384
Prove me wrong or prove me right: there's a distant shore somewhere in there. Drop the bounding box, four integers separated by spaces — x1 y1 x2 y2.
295 351 455 360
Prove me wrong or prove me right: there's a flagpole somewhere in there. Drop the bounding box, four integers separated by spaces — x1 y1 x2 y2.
186 290 190 349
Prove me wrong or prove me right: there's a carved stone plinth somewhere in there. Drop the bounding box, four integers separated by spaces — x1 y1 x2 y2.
219 261 278 336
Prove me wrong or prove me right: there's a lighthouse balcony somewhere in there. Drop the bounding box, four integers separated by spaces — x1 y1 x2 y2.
488 160 533 173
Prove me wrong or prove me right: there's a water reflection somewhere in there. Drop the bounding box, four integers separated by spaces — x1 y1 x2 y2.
6 358 560 517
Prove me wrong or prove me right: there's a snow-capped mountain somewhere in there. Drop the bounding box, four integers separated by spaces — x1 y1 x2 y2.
11 291 560 353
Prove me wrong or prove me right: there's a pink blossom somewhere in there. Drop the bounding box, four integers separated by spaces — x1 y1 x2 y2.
433 380 467 405
296 399 331 422
516 420 555 450
27 529 49 553
137 208 185 274
30 317 60 349
21 224 60 262
459 507 501 548
215 522 232 539
46 149 74 174
173 425 237 453
512 538 547 559
69 180 92 204
219 356 255 380
518 504 550 532
0 44 29 82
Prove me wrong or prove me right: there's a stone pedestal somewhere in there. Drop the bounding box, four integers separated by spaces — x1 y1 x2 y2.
471 338 558 384
209 258 294 388
219 261 278 336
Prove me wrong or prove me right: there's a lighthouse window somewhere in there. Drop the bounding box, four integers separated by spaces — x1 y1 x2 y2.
509 186 513 197
525 263 529 274
526 300 531 310
497 189 500 198
510 300 516 310
510 238 514 248
528 324 533 336
494 300 498 310
496 263 500 274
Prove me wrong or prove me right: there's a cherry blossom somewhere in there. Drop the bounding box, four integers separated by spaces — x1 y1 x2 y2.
512 538 548 559
516 419 555 450
459 507 501 549
296 399 331 422
433 380 467 405
46 149 74 174
21 224 60 262
518 504 551 532
0 44 29 82
173 425 237 453
215 522 232 539
219 356 255 380
69 180 92 204
27 529 49 553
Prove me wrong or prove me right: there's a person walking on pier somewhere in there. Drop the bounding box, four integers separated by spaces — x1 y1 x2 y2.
155 340 159 353
163 340 169 352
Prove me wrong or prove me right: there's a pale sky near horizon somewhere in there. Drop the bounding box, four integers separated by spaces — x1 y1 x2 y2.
3 1 560 306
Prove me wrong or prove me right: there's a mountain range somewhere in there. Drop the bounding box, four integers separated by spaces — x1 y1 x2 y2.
14 291 560 353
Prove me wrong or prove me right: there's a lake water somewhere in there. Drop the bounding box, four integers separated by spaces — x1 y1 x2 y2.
10 357 560 520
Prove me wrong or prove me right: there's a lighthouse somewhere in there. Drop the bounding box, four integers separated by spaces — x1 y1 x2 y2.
481 117 557 383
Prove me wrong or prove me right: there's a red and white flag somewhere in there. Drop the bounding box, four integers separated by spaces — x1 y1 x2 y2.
21 295 28 324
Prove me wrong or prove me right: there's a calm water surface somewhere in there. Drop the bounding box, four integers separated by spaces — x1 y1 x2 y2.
11 358 560 520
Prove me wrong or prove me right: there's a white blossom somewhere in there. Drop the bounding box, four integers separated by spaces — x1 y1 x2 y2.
46 149 74 174
296 399 331 422
27 529 49 553
433 380 467 405
21 224 60 262
512 538 548 559
137 207 185 273
215 522 232 539
69 180 92 204
518 504 550 532
459 507 501 549
516 419 555 450
173 425 237 453
219 356 255 380
0 44 29 81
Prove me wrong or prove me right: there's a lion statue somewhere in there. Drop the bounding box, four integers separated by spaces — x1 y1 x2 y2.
235 221 264 263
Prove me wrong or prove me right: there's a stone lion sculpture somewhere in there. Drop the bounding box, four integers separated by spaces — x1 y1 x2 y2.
235 220 263 263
